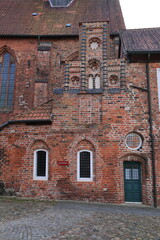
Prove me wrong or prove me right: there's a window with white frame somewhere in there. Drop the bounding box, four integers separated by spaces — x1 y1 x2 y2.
157 68 160 110
33 149 48 180
49 0 73 7
77 150 93 181
125 133 142 150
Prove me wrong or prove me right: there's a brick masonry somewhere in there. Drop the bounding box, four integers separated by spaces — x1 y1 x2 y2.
0 22 160 206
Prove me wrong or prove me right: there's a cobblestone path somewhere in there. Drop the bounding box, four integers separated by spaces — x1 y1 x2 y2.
0 197 160 240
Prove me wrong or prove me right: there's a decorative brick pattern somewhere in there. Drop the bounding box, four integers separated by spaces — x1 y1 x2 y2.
0 20 160 207
79 95 102 124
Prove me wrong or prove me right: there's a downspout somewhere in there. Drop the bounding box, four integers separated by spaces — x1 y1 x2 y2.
146 54 157 208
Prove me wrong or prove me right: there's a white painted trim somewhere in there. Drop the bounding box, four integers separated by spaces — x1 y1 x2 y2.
157 68 160 111
77 150 93 182
49 0 74 8
33 149 48 181
125 133 142 150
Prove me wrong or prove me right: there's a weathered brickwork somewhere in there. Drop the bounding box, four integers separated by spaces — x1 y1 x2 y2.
0 19 160 206
0 38 79 124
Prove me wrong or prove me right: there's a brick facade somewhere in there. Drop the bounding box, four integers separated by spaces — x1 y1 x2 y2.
0 1 160 207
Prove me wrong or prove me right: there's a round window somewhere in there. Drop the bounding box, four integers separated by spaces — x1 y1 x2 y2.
125 133 142 150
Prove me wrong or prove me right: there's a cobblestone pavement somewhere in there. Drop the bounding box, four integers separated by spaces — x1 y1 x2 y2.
0 197 160 240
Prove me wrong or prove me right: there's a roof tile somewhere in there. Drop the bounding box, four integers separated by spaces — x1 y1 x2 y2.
14 99 53 121
0 0 125 36
121 28 160 53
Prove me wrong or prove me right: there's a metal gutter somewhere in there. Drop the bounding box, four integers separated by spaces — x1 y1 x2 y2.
0 34 79 39
0 119 52 130
0 33 120 39
127 50 160 55
146 57 157 208
130 56 157 208
130 85 148 92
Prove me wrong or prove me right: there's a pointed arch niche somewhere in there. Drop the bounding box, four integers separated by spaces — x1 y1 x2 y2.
68 136 101 183
0 46 17 109
120 154 151 205
65 51 81 90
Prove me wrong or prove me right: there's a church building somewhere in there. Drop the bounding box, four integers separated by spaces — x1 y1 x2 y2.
0 0 160 207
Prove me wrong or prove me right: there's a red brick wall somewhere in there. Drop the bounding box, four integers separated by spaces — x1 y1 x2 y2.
0 37 79 124
0 25 160 206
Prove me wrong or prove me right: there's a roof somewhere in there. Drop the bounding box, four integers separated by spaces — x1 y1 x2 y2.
14 99 53 121
121 28 160 54
0 100 53 130
0 0 125 36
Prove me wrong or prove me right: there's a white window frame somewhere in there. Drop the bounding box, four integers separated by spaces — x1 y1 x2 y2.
77 150 93 182
33 149 48 181
157 68 160 111
125 133 142 150
49 0 74 7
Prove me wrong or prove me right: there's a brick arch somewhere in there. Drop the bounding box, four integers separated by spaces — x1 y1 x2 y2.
120 153 152 205
66 51 79 61
29 139 50 151
67 135 101 183
120 153 149 175
0 45 17 62
69 135 99 152
88 36 102 47
76 139 95 153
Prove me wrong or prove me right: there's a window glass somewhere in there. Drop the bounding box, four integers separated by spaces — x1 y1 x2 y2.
125 169 132 180
34 150 48 180
125 133 142 150
80 151 90 178
132 169 139 180
37 151 46 177
0 52 16 108
49 0 72 7
77 150 93 181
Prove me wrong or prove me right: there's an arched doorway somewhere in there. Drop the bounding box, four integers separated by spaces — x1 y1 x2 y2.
124 161 142 202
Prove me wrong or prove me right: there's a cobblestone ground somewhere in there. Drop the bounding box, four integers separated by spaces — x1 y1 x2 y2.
0 197 160 240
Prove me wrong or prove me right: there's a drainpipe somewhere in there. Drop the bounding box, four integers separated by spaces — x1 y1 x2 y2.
146 54 157 208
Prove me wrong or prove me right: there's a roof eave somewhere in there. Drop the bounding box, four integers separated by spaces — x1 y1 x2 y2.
0 34 79 38
0 119 52 130
127 50 160 55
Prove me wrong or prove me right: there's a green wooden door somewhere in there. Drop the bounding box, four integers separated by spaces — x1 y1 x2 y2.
124 162 142 202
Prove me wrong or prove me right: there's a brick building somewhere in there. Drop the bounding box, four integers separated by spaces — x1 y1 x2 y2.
0 0 160 207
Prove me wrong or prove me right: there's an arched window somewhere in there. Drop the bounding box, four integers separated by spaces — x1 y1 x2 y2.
77 150 93 181
88 74 101 89
95 74 100 89
0 52 16 109
33 149 48 180
88 74 94 89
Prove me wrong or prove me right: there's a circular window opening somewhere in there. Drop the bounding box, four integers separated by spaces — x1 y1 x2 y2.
125 133 142 150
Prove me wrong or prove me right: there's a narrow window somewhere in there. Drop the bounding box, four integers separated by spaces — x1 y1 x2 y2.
33 150 48 180
157 68 160 110
88 74 93 89
77 150 93 181
95 74 100 89
0 52 16 109
88 74 100 89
